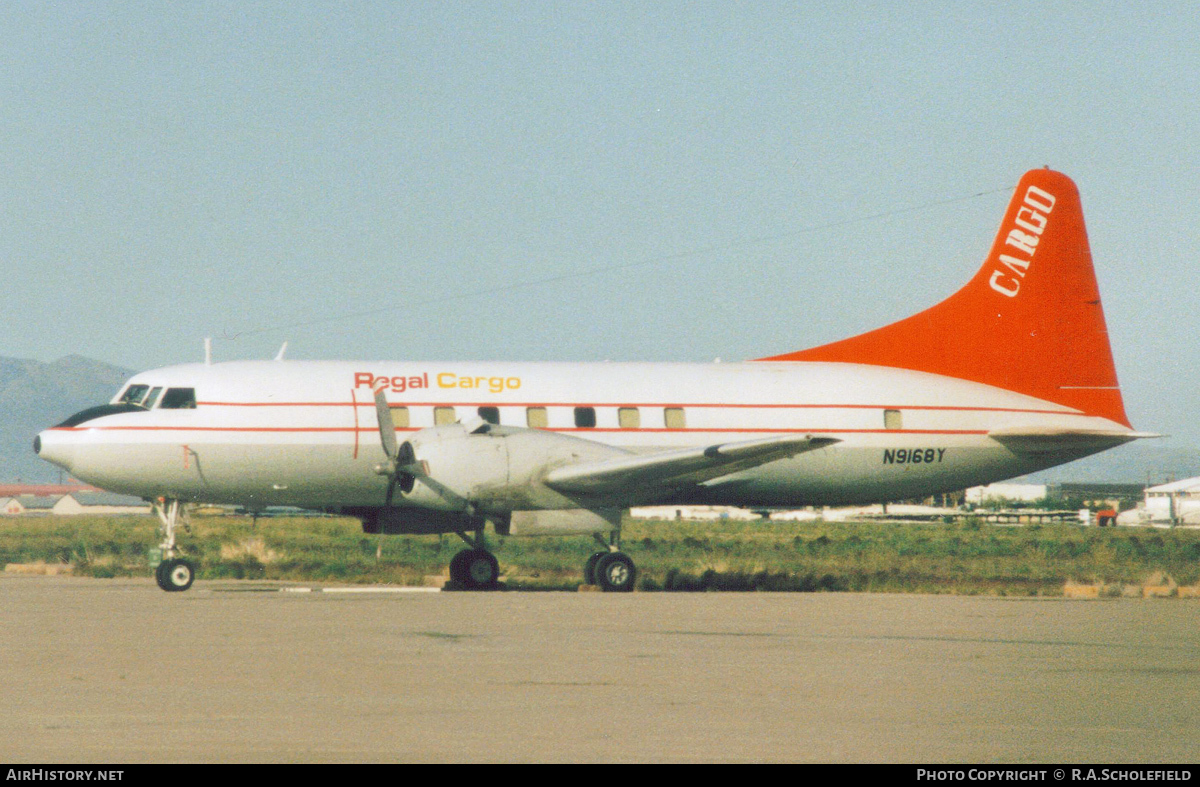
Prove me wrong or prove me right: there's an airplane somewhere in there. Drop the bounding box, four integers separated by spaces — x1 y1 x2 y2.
34 168 1152 593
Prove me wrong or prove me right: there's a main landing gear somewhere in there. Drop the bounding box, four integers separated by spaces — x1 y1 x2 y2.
152 498 197 592
447 530 501 590
584 532 637 592
442 527 637 592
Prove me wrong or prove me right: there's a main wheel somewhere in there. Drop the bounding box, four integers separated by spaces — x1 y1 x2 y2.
156 558 196 592
594 552 636 593
583 551 607 585
449 548 500 590
448 549 470 584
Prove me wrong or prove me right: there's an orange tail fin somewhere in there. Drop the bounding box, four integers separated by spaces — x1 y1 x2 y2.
758 169 1130 427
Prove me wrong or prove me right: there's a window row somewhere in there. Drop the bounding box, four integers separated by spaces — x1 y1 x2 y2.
387 407 908 430
387 405 688 430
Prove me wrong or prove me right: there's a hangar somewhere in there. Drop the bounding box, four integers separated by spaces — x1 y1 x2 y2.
1118 476 1200 526
0 491 149 516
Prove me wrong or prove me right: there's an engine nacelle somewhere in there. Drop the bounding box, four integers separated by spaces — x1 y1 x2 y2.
353 506 483 535
506 508 622 536
396 422 628 514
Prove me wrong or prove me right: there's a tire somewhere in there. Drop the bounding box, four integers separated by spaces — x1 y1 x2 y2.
594 552 636 593
451 549 499 590
448 549 471 585
583 552 606 585
157 558 196 592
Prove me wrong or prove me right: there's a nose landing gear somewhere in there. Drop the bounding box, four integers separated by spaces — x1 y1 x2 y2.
152 498 197 592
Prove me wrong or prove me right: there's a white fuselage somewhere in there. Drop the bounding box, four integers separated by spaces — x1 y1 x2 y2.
36 359 1128 512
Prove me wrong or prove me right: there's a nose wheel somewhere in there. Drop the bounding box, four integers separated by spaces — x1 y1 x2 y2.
155 557 196 592
152 498 197 593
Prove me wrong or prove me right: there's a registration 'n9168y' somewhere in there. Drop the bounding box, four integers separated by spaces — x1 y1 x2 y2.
883 448 947 465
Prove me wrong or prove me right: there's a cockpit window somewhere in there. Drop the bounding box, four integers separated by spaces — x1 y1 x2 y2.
143 387 163 409
160 388 197 409
118 385 151 406
55 385 195 427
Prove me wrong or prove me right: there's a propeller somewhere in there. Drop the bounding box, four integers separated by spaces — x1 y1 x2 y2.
373 388 417 506
372 388 466 509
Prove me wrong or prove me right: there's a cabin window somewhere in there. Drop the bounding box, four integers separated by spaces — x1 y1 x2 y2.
664 407 686 429
884 409 902 430
143 387 163 409
477 406 500 425
526 407 548 428
391 406 410 428
618 407 640 429
160 388 196 410
434 406 456 425
574 407 596 428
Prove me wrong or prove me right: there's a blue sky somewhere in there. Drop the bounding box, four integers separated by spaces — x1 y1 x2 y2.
3 2 1197 450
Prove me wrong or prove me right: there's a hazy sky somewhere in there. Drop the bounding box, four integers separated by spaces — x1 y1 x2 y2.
3 2 1197 447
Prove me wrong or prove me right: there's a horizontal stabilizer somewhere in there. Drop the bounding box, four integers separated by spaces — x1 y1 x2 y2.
987 426 1159 455
544 434 840 495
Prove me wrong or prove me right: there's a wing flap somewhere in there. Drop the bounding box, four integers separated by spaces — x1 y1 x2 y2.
543 434 840 495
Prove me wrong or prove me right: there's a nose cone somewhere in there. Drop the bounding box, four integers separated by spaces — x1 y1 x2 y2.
34 429 75 473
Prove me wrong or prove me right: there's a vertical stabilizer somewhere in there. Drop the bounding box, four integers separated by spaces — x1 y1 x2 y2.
758 169 1130 427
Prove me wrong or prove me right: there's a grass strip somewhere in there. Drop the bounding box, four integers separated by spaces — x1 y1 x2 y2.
2 514 1198 594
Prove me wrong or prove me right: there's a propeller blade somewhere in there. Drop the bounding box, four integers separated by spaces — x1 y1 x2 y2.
409 472 469 509
373 388 398 461
373 388 402 507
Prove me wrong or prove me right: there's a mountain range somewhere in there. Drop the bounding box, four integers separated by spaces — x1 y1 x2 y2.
1 354 1197 487
1 355 133 483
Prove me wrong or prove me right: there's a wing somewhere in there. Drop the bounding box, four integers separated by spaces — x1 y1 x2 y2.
543 434 840 496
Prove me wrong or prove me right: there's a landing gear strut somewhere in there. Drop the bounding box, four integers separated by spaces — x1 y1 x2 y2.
152 498 197 592
586 531 637 592
448 529 501 590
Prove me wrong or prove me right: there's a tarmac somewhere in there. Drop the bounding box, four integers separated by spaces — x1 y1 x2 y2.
1 575 1197 763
